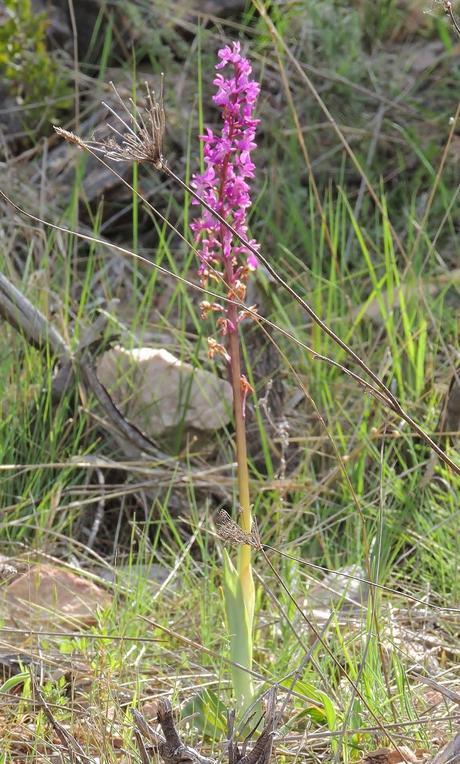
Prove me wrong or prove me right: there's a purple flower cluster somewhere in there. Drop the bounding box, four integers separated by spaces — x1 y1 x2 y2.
191 41 260 301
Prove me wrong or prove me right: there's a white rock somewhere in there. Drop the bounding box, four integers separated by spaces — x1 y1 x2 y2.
97 346 233 439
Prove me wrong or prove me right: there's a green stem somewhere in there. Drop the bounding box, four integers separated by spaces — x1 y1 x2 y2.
225 314 255 713
223 233 255 712
227 323 254 627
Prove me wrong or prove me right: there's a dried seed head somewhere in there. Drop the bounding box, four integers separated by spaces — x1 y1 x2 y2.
53 126 86 149
54 76 166 170
214 508 259 548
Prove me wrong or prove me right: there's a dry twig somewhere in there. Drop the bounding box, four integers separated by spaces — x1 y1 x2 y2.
132 694 278 764
443 1 460 36
431 731 460 764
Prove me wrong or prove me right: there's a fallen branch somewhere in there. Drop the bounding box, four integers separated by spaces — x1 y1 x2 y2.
132 701 214 764
132 693 278 764
431 731 460 764
0 271 168 458
0 272 69 359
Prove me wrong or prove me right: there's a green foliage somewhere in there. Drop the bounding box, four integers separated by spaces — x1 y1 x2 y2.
360 0 398 50
222 550 255 715
253 0 363 79
181 690 228 738
0 671 29 694
0 0 70 130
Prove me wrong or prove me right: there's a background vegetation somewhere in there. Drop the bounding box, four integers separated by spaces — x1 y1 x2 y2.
0 0 459 761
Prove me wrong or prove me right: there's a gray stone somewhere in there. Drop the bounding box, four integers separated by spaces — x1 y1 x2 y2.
97 346 233 440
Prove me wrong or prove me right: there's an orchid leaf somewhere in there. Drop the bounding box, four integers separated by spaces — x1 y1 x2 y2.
222 549 254 713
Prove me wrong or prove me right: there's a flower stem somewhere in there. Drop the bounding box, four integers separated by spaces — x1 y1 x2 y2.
226 299 255 712
227 316 255 627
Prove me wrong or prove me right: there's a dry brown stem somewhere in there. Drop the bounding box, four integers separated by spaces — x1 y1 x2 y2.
132 693 278 764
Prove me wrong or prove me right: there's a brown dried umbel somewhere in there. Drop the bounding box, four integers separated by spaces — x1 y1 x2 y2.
55 77 166 170
215 508 260 549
